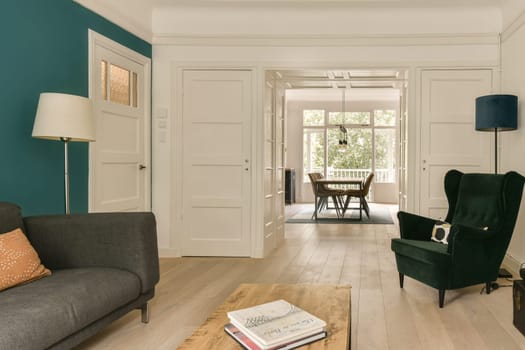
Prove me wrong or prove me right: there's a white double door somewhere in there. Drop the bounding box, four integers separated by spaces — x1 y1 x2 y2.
180 70 252 256
419 69 493 218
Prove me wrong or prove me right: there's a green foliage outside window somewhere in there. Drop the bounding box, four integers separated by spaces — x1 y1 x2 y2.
303 108 397 183
327 128 372 169
374 110 396 126
329 112 370 125
303 110 324 126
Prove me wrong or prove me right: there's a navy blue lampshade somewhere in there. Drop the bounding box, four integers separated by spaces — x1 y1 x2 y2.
475 94 518 131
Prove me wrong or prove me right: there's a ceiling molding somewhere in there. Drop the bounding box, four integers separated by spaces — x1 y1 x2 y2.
153 32 499 47
150 0 503 9
502 8 525 42
74 0 152 43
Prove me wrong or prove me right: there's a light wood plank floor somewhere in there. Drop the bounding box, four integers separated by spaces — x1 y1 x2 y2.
77 204 525 350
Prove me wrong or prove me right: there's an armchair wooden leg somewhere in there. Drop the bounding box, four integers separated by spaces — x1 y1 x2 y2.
485 282 491 294
399 273 404 288
438 290 445 308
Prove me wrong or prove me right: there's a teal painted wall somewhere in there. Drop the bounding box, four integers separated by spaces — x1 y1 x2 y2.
0 0 151 216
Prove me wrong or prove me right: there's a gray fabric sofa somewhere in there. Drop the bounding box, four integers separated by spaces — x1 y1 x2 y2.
0 202 160 350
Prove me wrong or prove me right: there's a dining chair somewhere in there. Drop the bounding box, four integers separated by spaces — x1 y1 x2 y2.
342 172 374 219
307 173 344 219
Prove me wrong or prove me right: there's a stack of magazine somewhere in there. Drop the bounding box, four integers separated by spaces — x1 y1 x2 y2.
224 299 327 350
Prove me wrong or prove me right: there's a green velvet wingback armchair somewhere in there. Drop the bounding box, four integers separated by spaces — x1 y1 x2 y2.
391 170 525 307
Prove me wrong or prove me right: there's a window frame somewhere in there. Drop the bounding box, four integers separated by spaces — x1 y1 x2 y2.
302 108 397 184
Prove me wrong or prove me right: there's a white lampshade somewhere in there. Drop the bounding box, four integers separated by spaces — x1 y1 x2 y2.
32 93 95 142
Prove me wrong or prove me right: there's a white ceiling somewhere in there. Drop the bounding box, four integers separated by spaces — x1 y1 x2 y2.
149 0 503 7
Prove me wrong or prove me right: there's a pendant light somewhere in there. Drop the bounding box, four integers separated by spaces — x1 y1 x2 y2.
338 88 348 147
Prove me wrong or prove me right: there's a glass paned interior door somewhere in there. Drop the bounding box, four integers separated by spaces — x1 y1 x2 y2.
99 59 139 109
100 61 108 100
109 64 131 106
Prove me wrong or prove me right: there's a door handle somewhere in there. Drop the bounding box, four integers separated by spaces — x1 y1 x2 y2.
139 164 147 170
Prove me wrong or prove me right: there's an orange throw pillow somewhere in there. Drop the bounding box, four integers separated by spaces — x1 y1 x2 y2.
0 228 51 291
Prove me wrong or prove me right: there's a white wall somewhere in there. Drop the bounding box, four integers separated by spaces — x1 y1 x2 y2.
151 5 500 256
501 8 525 271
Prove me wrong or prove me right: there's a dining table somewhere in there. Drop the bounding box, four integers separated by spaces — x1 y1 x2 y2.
314 178 363 220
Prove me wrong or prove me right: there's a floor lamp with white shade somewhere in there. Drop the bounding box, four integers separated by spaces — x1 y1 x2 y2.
32 93 95 214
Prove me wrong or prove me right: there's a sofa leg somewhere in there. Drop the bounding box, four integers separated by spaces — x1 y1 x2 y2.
486 282 491 294
399 273 404 288
438 290 445 308
141 303 149 324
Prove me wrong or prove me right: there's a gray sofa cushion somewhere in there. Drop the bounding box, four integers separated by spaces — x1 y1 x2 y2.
0 202 25 234
0 268 141 350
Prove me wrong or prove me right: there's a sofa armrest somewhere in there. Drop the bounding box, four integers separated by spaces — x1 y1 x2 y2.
397 211 437 240
23 212 160 294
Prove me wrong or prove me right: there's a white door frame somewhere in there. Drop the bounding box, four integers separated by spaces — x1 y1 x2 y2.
87 30 152 211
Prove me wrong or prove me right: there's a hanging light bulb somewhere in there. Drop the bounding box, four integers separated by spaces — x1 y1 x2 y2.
339 125 348 145
338 88 348 148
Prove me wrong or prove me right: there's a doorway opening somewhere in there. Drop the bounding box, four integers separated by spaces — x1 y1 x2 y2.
266 68 408 217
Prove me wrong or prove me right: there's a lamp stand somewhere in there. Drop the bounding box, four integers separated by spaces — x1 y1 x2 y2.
61 137 71 215
494 128 498 175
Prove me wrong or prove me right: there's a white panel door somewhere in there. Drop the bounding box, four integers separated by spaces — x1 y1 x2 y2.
89 32 151 212
181 70 252 256
419 69 493 218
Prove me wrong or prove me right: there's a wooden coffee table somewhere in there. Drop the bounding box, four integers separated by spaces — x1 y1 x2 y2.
176 283 351 350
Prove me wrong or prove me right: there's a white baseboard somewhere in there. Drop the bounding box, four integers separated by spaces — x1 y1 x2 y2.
157 250 522 271
158 247 180 258
502 253 522 276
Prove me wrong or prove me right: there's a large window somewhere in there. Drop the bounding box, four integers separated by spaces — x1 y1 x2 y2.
303 110 325 181
303 108 397 183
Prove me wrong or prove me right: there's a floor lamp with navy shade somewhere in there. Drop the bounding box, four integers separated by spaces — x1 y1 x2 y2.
475 94 518 278
475 94 518 174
